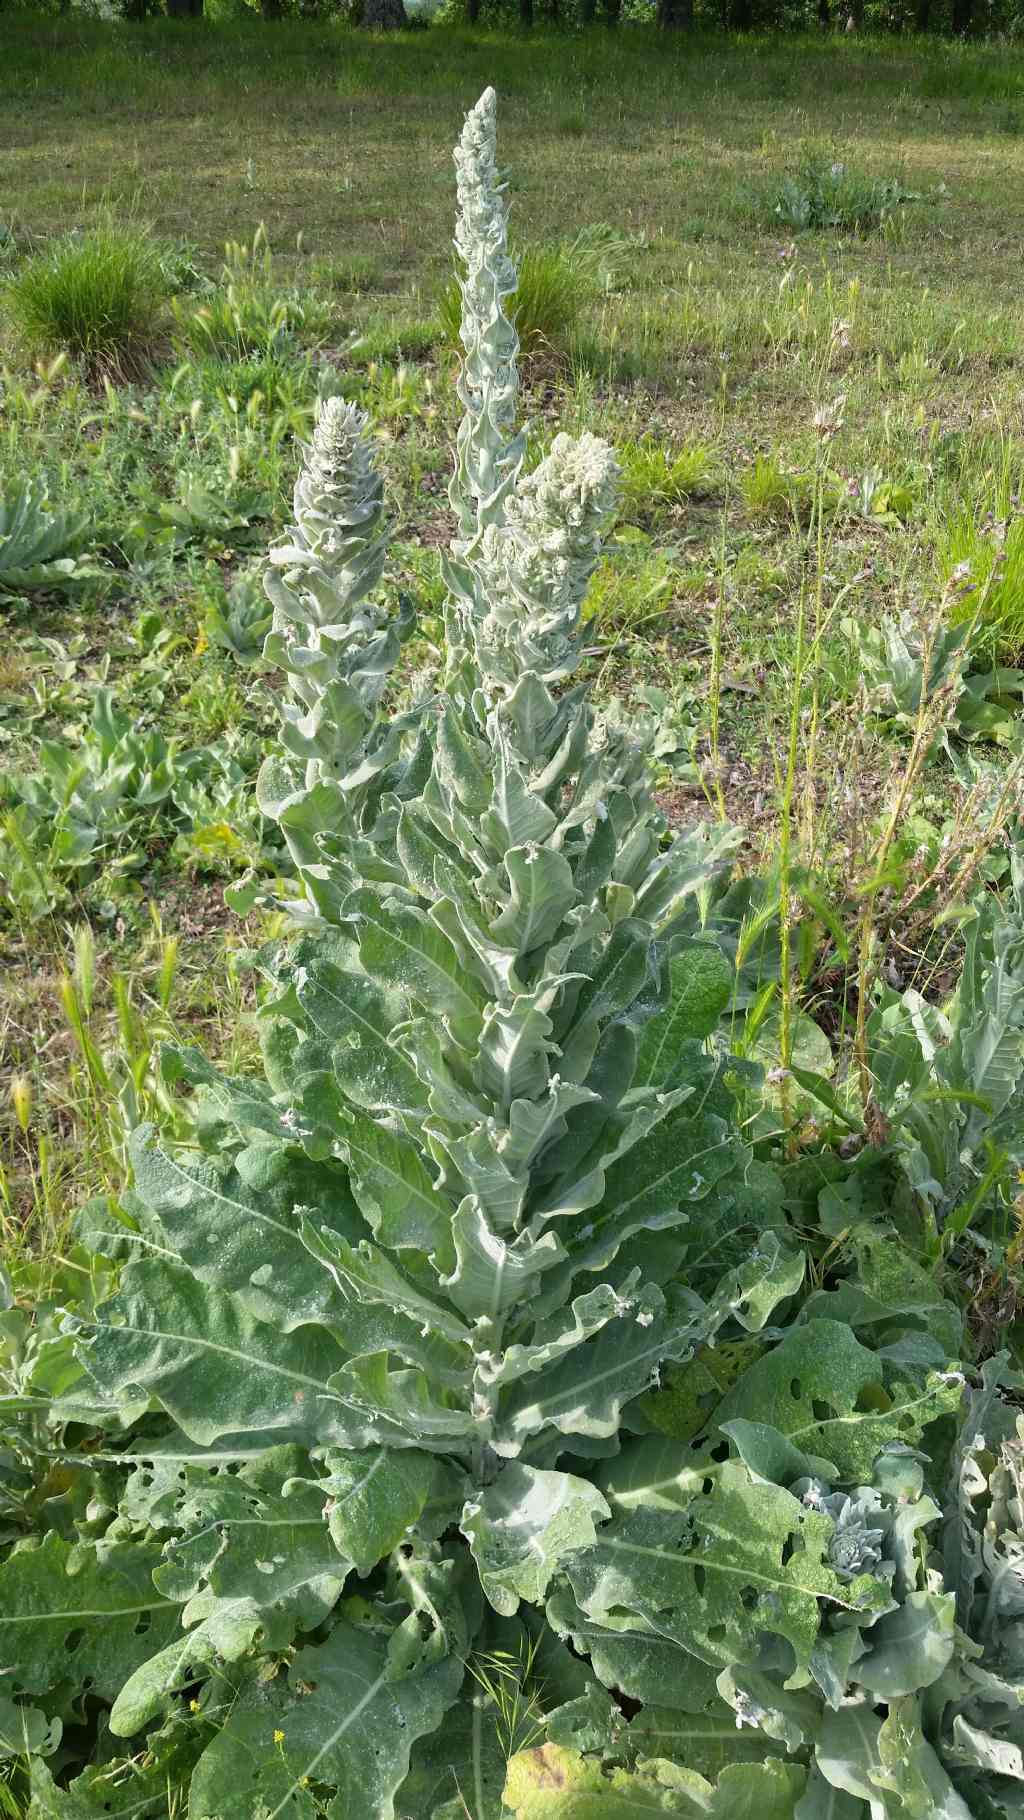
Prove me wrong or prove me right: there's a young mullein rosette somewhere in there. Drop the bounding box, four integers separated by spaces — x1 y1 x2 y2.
254 395 419 925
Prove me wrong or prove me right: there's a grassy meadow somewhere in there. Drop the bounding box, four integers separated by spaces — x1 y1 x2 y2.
4 13 1024 1267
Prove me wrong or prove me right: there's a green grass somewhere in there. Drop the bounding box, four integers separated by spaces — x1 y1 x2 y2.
4 12 1024 1243
438 243 586 357
5 219 169 373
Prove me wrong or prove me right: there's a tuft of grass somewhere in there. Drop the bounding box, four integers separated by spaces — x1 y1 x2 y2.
439 245 585 360
311 251 385 295
943 506 1024 659
5 221 168 374
741 452 809 520
617 434 713 525
169 228 332 362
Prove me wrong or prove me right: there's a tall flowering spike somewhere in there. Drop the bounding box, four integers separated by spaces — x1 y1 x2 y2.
264 396 389 729
255 395 416 922
449 88 525 572
473 430 619 695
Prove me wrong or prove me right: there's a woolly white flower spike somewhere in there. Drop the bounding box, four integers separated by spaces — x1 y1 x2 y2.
474 430 620 695
447 87 526 670
255 394 416 917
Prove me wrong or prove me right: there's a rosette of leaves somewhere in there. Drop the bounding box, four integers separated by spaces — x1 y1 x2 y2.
0 90 975 1820
201 563 273 666
0 688 270 918
845 610 1024 750
0 476 96 596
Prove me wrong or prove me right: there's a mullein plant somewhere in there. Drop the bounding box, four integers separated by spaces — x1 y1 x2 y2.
0 90 995 1820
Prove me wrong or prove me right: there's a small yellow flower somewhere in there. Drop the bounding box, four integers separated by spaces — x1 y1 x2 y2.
189 1699 200 1713
273 1730 285 1745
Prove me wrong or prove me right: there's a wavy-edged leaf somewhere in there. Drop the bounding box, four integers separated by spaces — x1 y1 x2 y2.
188 1622 462 1820
128 1136 360 1329
327 1350 476 1447
299 1221 470 1348
0 1533 177 1708
347 886 485 1039
73 1256 347 1446
462 1463 609 1617
322 1102 456 1263
495 1284 719 1450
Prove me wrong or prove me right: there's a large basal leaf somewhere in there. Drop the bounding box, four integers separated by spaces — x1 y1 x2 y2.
188 1621 463 1820
546 1585 723 1715
0 1533 178 1709
462 1463 610 1616
112 1461 351 1737
709 1319 963 1483
129 1135 361 1329
635 941 734 1090
565 1458 890 1685
503 1744 807 1818
72 1256 347 1445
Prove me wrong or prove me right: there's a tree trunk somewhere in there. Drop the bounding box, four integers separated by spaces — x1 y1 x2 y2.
362 0 408 25
260 0 282 16
951 0 973 31
467 0 481 20
657 0 693 25
519 0 533 23
729 0 752 25
914 0 931 25
603 0 621 24
817 0 830 26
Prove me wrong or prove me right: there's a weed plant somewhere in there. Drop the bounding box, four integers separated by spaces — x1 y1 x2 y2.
757 140 920 234
2 89 1024 1820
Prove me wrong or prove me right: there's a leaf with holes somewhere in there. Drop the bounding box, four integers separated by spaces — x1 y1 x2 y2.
188 1621 463 1820
565 1457 890 1684
0 1533 178 1714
